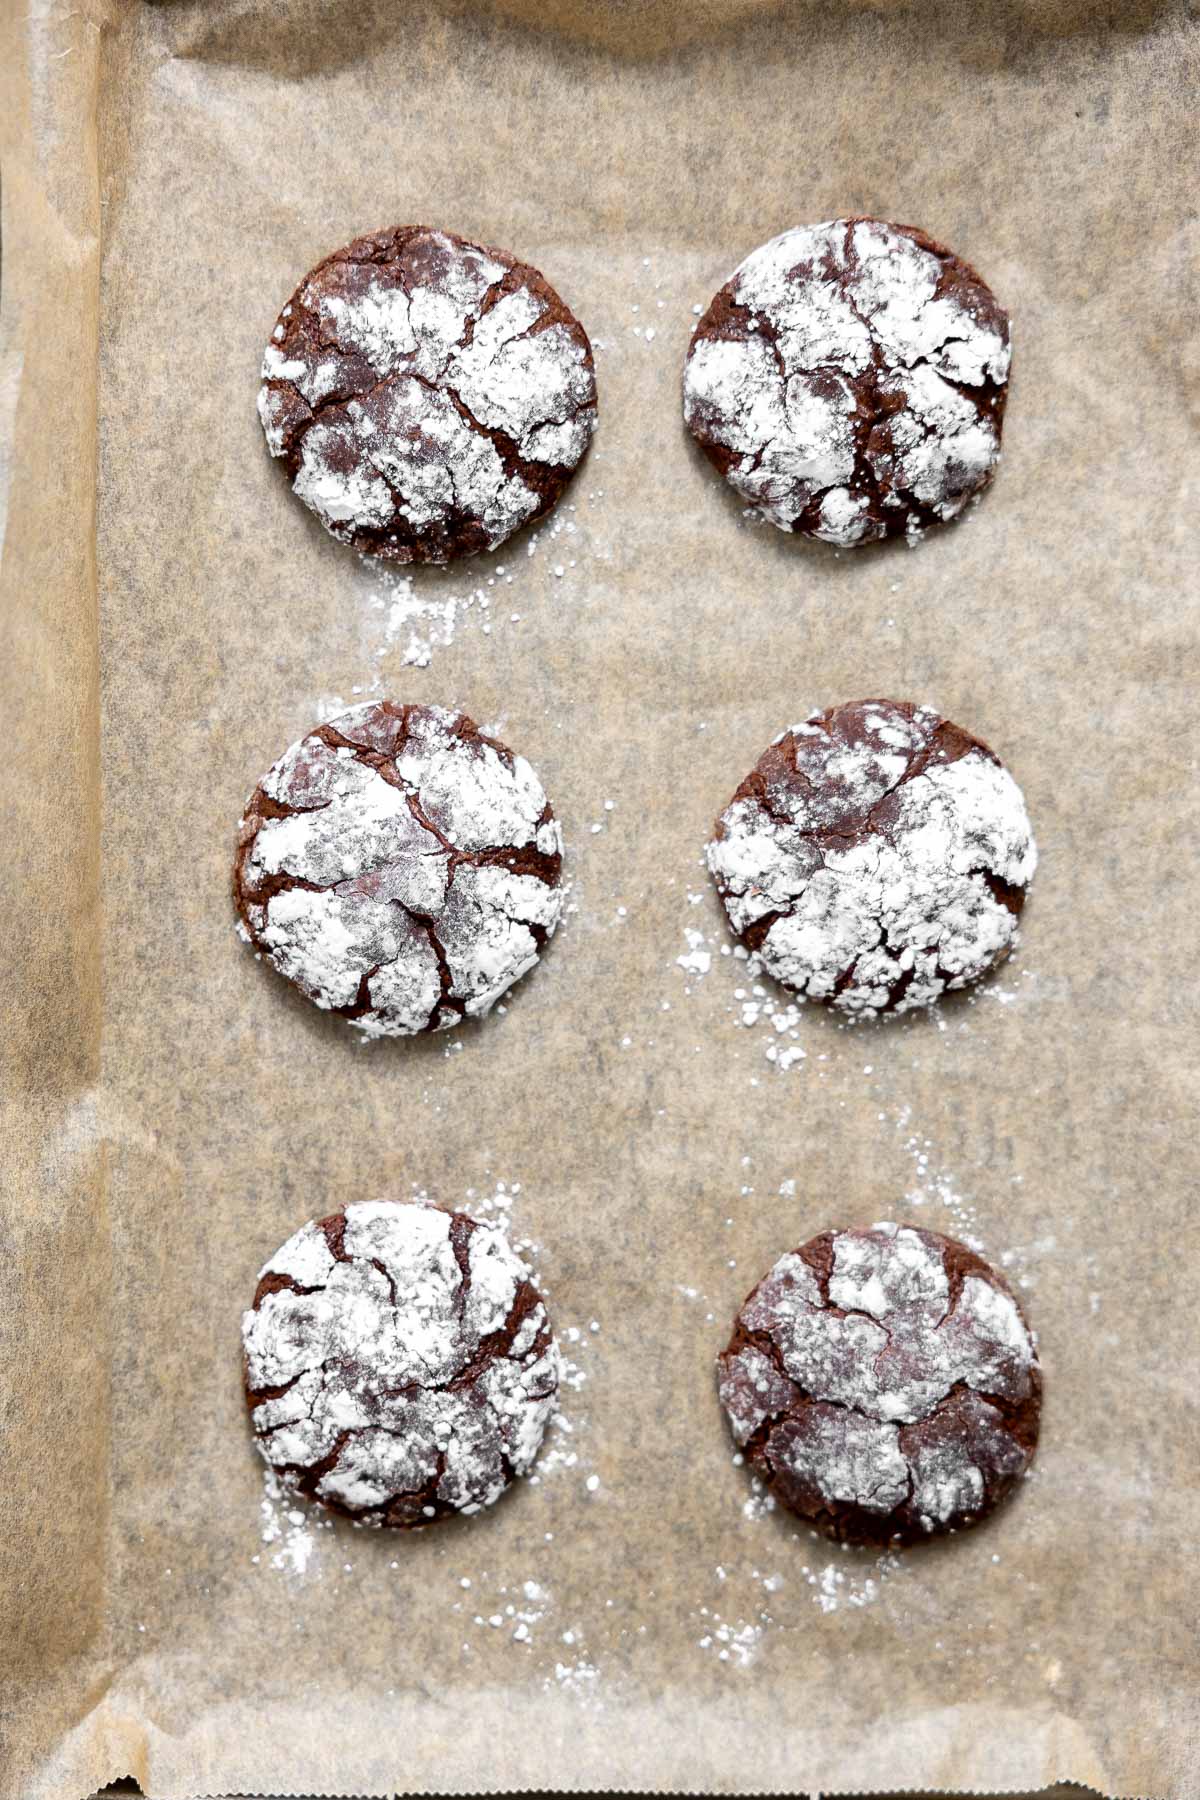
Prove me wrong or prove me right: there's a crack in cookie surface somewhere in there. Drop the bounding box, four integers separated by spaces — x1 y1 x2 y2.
233 701 565 1037
682 217 1010 547
243 1200 560 1527
718 1222 1041 1545
258 225 597 563
707 699 1036 1017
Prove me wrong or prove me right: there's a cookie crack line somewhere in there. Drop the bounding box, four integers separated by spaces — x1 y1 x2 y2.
725 1320 1006 1441
404 907 465 1024
842 219 993 395
242 856 552 1026
860 726 980 834
834 218 897 526
454 267 514 352
317 721 560 888
723 714 980 846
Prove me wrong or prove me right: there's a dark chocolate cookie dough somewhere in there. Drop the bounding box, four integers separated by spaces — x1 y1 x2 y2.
683 218 1010 546
233 701 564 1036
718 1223 1041 1545
258 225 597 562
707 699 1036 1015
243 1200 560 1526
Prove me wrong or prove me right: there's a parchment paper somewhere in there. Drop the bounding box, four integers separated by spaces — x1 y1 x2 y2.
3 0 1198 1796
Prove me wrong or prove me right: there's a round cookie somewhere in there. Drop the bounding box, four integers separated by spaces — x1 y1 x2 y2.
234 701 565 1036
707 699 1036 1016
243 1200 560 1526
258 224 597 563
718 1222 1041 1545
682 217 1010 547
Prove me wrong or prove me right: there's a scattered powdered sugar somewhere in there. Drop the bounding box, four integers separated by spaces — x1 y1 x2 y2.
675 904 811 1075
549 1642 602 1700
259 228 596 561
795 1543 905 1614
708 701 1037 1017
881 1107 1069 1305
455 1571 557 1649
352 497 596 669
243 1199 560 1525
889 1117 1063 1297
696 1609 764 1666
236 701 564 1036
730 976 806 1070
999 1234 1062 1297
676 927 713 978
689 1501 905 1663
697 1533 904 1634
889 1105 984 1242
970 961 1068 1013
683 218 1009 544
738 1468 777 1523
255 1470 333 1577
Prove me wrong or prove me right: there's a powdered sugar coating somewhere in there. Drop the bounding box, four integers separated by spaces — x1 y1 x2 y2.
707 699 1036 1016
683 218 1010 546
234 701 565 1036
243 1200 560 1526
259 226 597 563
718 1223 1040 1544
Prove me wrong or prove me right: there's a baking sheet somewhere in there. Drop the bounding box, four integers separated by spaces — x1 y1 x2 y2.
2 0 1198 1796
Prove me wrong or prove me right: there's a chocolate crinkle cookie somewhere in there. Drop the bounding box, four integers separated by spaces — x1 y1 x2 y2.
707 699 1036 1016
258 225 597 562
719 1222 1041 1545
234 701 564 1036
683 218 1010 547
243 1200 560 1526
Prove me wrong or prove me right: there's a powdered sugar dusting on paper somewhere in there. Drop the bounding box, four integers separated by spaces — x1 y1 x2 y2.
696 1607 764 1666
255 1471 333 1577
692 1536 905 1641
890 1105 984 1243
793 1542 906 1614
352 496 598 670
676 916 811 1075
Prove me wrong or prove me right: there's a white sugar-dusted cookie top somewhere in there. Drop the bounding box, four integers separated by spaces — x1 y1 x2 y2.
708 699 1036 1016
258 226 597 564
683 218 1010 546
730 1225 1035 1430
243 1200 559 1525
718 1222 1040 1543
235 702 565 1037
